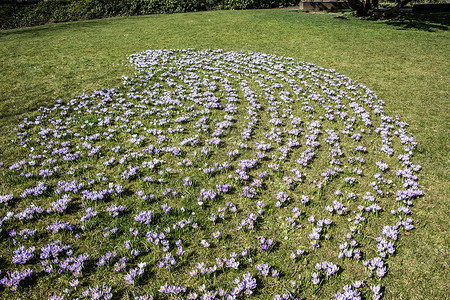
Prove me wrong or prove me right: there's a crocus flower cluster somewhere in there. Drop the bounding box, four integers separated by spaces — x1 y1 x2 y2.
81 284 113 299
0 49 423 298
134 210 153 226
255 263 280 277
230 271 257 296
124 263 145 285
12 245 35 264
0 194 14 205
333 281 364 300
0 268 33 291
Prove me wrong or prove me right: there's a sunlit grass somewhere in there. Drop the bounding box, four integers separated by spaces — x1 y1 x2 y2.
0 9 448 299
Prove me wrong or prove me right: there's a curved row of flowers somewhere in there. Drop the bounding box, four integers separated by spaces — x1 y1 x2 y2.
0 49 422 299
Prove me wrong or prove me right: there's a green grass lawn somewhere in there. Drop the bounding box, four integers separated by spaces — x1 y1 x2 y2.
0 9 449 299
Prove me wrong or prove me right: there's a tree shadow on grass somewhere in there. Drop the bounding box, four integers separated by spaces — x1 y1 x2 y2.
0 17 110 37
308 9 450 32
368 11 449 32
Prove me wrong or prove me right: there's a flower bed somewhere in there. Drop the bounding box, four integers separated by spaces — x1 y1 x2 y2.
0 49 422 299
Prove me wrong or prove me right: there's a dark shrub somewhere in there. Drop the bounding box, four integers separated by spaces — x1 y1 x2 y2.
1 0 299 29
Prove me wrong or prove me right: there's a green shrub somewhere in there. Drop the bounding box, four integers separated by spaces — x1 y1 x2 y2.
0 4 13 28
224 0 298 9
1 0 299 29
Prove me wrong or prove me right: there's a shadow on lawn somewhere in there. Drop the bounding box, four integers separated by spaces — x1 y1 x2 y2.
370 11 450 32
0 17 107 37
296 9 449 32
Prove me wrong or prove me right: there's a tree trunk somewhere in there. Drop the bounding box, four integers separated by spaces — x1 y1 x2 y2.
375 0 413 18
347 0 372 16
